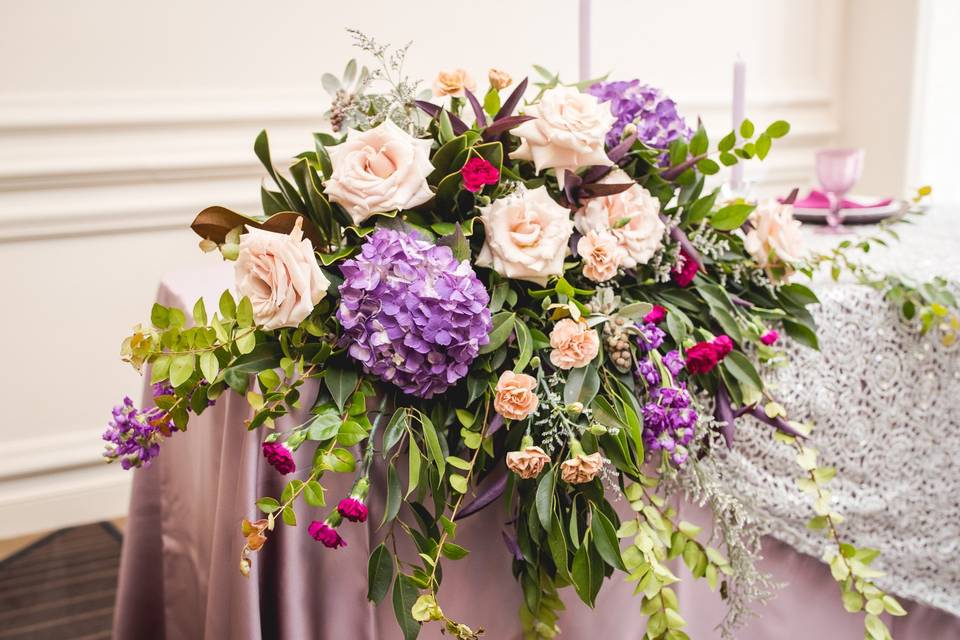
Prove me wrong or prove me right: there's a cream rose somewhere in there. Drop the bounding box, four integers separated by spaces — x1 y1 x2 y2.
549 318 600 370
324 119 434 225
743 200 807 268
577 230 625 282
476 186 574 286
509 86 615 185
234 218 330 331
433 69 476 97
575 169 665 268
494 371 539 420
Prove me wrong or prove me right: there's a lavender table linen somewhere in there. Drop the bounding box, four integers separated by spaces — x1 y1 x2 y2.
114 260 960 639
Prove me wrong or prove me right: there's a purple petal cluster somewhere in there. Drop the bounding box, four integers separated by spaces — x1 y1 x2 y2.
102 395 171 470
587 80 692 151
642 385 698 466
337 228 492 398
637 322 665 352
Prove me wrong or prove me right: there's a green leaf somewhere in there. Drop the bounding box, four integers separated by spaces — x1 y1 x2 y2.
535 467 556 532
236 296 254 328
782 318 820 350
571 538 593 605
449 474 468 493
192 298 207 326
697 158 720 175
367 544 394 603
325 367 357 412
755 133 772 160
765 120 791 138
337 420 367 446
718 131 736 152
304 480 326 507
479 311 516 354
169 354 195 387
235 331 256 355
513 319 533 372
380 463 402 526
255 497 280 514
151 355 171 384
420 414 445 476
689 127 708 156
199 351 219 383
281 506 296 526
723 351 764 390
739 118 755 138
865 614 887 640
407 437 422 498
392 575 421 640
564 364 600 406
150 303 170 329
710 203 755 230
686 189 718 224
548 512 570 579
382 408 409 455
590 505 626 570
441 542 469 560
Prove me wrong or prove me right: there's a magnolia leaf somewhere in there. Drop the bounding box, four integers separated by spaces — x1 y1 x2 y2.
191 207 325 250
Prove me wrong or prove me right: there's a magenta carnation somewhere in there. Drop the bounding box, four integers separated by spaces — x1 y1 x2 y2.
337 228 492 398
713 335 734 357
644 305 667 324
460 157 500 193
261 442 296 475
671 249 699 287
761 330 780 346
337 497 368 523
308 521 347 549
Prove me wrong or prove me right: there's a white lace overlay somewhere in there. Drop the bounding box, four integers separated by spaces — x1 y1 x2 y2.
721 210 960 615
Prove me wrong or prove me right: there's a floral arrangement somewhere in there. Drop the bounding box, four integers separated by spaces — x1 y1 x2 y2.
106 33 924 640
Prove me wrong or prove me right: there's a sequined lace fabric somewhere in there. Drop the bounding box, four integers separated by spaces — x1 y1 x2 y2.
723 206 960 615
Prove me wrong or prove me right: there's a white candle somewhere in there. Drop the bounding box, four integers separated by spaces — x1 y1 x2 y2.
579 0 591 82
731 55 746 189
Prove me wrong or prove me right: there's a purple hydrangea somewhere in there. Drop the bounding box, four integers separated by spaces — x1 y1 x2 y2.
587 80 692 151
337 228 492 398
642 384 698 466
102 395 171 470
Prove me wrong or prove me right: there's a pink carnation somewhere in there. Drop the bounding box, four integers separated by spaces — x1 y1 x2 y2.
761 330 780 346
644 305 667 324
460 157 500 193
308 521 347 549
261 442 296 475
337 497 369 523
671 249 699 287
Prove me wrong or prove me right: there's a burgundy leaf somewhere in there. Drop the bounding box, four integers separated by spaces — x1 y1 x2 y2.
415 100 442 118
482 115 534 141
579 182 635 198
661 152 708 181
783 187 799 205
581 164 614 184
464 88 487 128
713 385 736 448
501 529 523 561
455 471 508 520
607 134 637 163
414 100 470 136
748 405 806 439
486 413 505 437
494 77 529 120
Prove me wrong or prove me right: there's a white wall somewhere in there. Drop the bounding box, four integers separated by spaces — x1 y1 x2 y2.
0 0 914 537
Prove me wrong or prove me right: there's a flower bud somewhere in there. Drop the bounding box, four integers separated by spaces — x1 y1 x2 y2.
566 402 584 416
588 423 608 436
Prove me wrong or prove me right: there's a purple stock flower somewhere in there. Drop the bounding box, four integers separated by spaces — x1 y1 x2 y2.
637 322 665 352
102 395 171 470
636 358 661 387
663 350 685 376
337 228 492 398
642 384 697 467
587 80 693 151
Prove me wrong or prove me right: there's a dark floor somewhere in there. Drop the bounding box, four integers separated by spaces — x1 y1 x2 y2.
0 523 121 640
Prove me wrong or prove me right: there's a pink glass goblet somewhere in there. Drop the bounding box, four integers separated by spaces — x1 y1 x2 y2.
815 148 864 233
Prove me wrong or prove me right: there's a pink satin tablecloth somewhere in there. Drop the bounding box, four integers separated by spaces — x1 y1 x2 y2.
112 264 960 639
